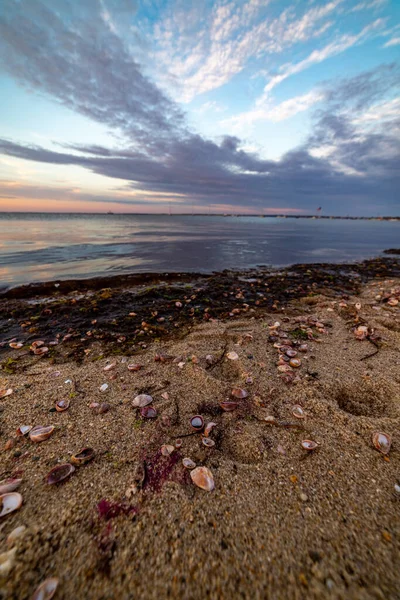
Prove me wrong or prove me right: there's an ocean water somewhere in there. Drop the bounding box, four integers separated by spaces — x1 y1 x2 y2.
0 213 398 289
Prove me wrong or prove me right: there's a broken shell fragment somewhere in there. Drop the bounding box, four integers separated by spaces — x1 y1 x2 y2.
372 431 391 455
9 342 23 349
0 493 23 518
55 399 70 412
16 425 32 436
70 448 95 466
354 325 368 340
231 388 248 399
203 422 217 437
103 362 116 372
46 463 75 485
0 479 22 495
220 400 239 412
292 405 305 419
30 577 59 600
7 525 27 547
0 389 13 399
30 340 44 349
289 358 301 368
99 383 109 392
127 363 142 371
190 415 204 431
140 406 157 419
190 466 215 492
132 394 153 408
174 439 183 449
182 458 196 469
29 425 55 443
161 444 175 456
227 351 239 361
33 346 49 356
202 438 215 448
301 440 318 451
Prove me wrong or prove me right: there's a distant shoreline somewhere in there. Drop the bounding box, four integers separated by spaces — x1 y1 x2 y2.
0 212 399 220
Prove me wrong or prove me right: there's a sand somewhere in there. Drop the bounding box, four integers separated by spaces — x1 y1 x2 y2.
0 275 399 600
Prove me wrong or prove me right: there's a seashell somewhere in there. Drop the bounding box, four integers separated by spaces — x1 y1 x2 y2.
277 364 292 373
0 493 23 518
301 440 318 451
99 383 109 392
127 363 142 371
0 388 13 398
268 321 280 330
388 297 399 306
46 463 75 485
285 349 297 358
154 353 174 363
29 425 55 443
354 325 368 340
70 448 95 466
190 415 204 431
97 403 110 414
174 438 183 448
355 302 362 311
55 399 70 412
175 301 182 308
220 400 239 412
33 346 49 355
395 483 400 494
0 479 22 495
298 344 308 352
30 340 44 349
182 458 196 469
178 361 185 369
0 547 17 577
264 415 276 423
202 438 215 448
7 525 27 547
205 354 214 365
227 351 239 360
140 406 157 419
289 358 301 368
9 342 23 349
372 432 391 455
132 394 153 408
161 444 174 456
190 466 215 491
231 388 248 399
292 405 305 419
30 577 59 600
161 392 169 400
89 402 99 409
103 362 116 372
203 422 217 437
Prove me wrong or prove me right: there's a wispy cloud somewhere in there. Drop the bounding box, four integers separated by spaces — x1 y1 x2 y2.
383 36 400 47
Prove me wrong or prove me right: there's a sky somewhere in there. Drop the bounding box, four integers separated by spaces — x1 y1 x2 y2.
0 0 399 215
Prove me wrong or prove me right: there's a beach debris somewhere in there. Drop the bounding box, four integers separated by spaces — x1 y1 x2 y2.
301 440 318 451
0 548 17 578
9 342 23 349
203 422 217 437
99 383 109 392
202 438 215 448
289 358 301 368
132 394 153 408
182 458 196 469
174 439 183 448
372 432 391 455
7 525 27 547
0 389 13 399
190 415 204 431
33 346 49 356
46 464 75 485
103 362 116 372
0 493 23 518
127 363 142 371
140 406 157 419
292 405 305 419
30 577 59 600
29 425 55 443
0 479 22 495
355 302 362 311
190 466 215 491
220 400 239 412
30 340 45 350
178 361 185 369
354 325 369 340
55 399 70 412
231 387 248 399
161 444 175 456
70 448 95 466
227 351 239 360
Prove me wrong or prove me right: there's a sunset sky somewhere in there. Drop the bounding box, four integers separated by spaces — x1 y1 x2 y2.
0 0 399 215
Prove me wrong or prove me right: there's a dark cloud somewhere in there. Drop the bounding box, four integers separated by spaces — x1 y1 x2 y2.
0 1 399 214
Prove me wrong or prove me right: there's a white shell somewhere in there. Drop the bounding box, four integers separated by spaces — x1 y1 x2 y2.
0 389 13 398
227 351 239 361
99 383 109 392
190 466 215 491
132 394 153 407
30 577 59 600
182 458 196 469
0 478 22 495
0 493 23 518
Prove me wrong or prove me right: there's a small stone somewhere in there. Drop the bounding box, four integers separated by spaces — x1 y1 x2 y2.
99 383 109 392
300 493 308 502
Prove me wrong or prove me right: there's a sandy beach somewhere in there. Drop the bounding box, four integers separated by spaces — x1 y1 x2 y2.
0 259 399 599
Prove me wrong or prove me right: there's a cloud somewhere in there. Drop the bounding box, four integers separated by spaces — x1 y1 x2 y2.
383 36 400 47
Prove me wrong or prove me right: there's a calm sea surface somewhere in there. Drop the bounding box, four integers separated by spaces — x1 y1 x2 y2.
0 213 399 289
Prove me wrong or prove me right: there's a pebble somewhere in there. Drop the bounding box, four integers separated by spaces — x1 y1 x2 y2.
299 493 308 502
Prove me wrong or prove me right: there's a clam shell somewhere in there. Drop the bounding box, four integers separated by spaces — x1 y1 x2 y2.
301 440 318 451
0 493 23 518
103 362 116 372
0 389 13 399
289 358 301 368
203 422 217 437
231 388 248 399
286 349 298 358
190 466 215 491
161 444 174 456
298 344 308 352
372 431 391 455
33 347 49 355
182 458 196 469
0 479 22 495
70 448 95 466
16 425 32 436
227 351 239 361
202 438 215 448
9 342 23 349
132 394 153 408
127 363 142 371
292 405 305 419
140 406 157 418
174 439 183 448
190 415 204 431
46 463 75 485
31 340 45 349
55 399 70 412
220 400 239 412
29 425 55 443
30 577 59 600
